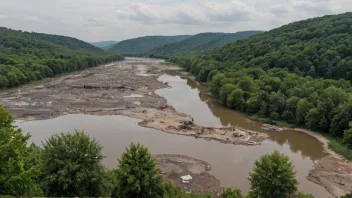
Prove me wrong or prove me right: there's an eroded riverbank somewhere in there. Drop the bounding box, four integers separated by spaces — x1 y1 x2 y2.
1 57 349 197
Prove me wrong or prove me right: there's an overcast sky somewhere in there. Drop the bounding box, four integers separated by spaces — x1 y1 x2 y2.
0 0 350 42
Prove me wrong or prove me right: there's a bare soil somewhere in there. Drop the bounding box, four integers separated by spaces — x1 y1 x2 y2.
2 57 350 196
294 128 352 197
154 154 221 196
0 57 266 146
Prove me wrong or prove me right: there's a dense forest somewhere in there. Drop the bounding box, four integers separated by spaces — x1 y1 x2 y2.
0 105 334 198
170 12 352 155
187 12 352 81
108 35 191 54
0 27 123 89
90 40 119 50
149 31 262 56
28 32 105 53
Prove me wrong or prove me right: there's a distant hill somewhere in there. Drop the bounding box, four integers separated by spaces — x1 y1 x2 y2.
28 32 105 53
0 27 122 89
108 35 191 55
148 31 262 56
90 41 119 50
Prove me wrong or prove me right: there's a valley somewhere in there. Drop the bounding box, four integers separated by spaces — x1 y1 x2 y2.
2 58 351 197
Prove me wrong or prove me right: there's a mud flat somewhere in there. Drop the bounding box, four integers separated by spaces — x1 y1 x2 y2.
2 57 349 197
0 57 266 146
293 128 352 197
261 125 352 197
154 154 221 196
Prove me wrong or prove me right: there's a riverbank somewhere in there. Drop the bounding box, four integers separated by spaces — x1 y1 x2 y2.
292 128 352 197
154 154 221 196
1 57 348 197
171 64 352 197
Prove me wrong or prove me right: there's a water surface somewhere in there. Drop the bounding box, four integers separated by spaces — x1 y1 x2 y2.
17 72 331 197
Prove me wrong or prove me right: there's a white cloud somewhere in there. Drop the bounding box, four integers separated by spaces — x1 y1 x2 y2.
0 0 351 41
115 1 264 25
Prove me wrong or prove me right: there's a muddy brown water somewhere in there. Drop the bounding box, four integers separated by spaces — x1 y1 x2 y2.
16 69 332 197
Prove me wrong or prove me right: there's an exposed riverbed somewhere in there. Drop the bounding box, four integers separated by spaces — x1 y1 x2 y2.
3 58 348 197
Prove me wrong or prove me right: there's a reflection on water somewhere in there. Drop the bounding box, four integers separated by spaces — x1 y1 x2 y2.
156 73 325 162
16 73 331 198
155 73 331 197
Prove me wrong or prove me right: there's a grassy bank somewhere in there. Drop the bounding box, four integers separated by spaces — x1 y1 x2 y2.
325 136 352 160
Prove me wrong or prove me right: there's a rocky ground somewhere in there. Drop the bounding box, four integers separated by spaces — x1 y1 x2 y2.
1 57 266 146
154 154 221 196
1 57 351 197
293 128 352 197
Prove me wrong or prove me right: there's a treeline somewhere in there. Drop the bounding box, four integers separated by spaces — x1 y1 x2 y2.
167 12 352 155
108 35 191 55
28 32 105 53
0 105 331 197
177 58 352 152
148 31 262 56
0 27 123 89
188 12 352 81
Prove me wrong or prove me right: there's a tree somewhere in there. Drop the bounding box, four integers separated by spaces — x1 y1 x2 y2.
0 105 42 196
340 193 352 198
219 84 237 105
220 188 244 198
41 131 106 197
249 150 298 198
296 98 314 125
227 88 245 110
344 122 352 148
209 74 226 98
297 192 315 198
113 143 164 198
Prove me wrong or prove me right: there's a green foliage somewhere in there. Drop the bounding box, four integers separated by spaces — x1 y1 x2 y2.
249 150 298 198
343 122 352 148
340 193 352 198
149 31 261 56
227 88 245 110
163 183 211 198
40 131 107 197
220 188 244 198
28 32 105 53
113 143 164 198
328 137 352 160
190 12 352 80
109 35 191 55
0 105 42 196
90 40 119 50
0 27 123 89
168 14 352 160
297 191 315 198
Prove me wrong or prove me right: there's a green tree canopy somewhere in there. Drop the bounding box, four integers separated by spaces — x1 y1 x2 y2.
249 150 298 198
40 131 107 197
113 143 164 198
0 105 42 196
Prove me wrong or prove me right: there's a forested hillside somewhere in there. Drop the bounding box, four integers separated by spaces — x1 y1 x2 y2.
189 12 352 80
108 35 191 54
28 32 104 53
173 12 352 152
149 31 261 56
90 40 119 50
0 27 123 89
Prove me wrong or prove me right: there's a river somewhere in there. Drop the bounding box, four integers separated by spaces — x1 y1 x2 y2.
17 66 332 197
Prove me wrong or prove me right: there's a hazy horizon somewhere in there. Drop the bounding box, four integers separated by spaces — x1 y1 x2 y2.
0 0 350 42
